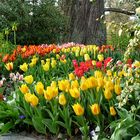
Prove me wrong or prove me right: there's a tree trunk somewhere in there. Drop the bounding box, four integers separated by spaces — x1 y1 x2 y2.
67 0 106 45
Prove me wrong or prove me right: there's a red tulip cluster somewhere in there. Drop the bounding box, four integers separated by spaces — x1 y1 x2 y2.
73 60 93 77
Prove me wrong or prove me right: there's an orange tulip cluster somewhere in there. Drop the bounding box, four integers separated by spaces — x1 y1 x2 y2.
2 44 60 63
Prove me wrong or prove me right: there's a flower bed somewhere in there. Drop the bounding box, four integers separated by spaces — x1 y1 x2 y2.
0 43 140 139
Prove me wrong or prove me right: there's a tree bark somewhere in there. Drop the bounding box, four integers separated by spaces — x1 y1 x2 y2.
67 0 106 45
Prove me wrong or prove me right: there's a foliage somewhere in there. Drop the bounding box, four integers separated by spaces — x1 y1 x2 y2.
0 42 139 139
0 0 67 45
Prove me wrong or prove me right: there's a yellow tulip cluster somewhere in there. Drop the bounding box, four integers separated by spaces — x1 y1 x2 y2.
24 92 39 107
44 83 58 100
29 55 38 67
42 58 57 71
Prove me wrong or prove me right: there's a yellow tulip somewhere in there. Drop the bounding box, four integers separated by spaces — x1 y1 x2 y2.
97 54 104 61
90 103 100 115
97 78 104 88
69 88 80 99
80 79 89 91
107 70 112 77
24 75 33 84
56 54 60 59
71 80 79 88
44 86 58 100
72 103 84 116
86 77 97 88
29 58 38 67
75 50 79 57
19 84 29 94
53 49 56 53
46 58 50 63
110 106 116 116
133 60 140 68
105 80 114 91
32 57 38 64
29 62 34 67
80 50 84 56
83 47 87 53
5 62 13 71
35 82 44 95
51 81 57 88
92 60 96 66
94 71 103 78
51 59 57 68
29 94 39 107
69 73 75 81
24 92 32 103
44 89 53 101
114 84 122 95
20 63 28 72
59 93 67 105
84 54 90 61
21 47 26 52
58 80 70 92
42 62 50 71
104 89 112 100
41 60 45 65
60 59 67 64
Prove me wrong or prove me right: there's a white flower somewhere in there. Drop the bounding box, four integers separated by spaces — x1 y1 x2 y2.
136 7 140 15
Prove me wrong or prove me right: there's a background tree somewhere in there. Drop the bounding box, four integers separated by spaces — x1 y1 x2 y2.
59 0 106 45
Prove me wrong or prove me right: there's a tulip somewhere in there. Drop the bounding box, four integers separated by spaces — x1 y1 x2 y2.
5 62 13 71
84 54 90 61
24 75 33 84
20 63 28 72
24 92 32 102
72 103 84 116
110 106 116 116
105 80 114 91
107 70 112 77
56 54 60 59
44 89 53 101
92 60 96 66
94 71 103 78
29 94 39 107
80 79 88 91
69 88 80 99
42 62 50 71
114 84 122 95
97 54 104 61
21 47 26 52
58 80 70 92
104 89 112 100
69 73 75 81
44 86 58 100
97 78 104 88
59 93 67 105
35 82 44 95
41 60 45 65
87 77 97 88
71 80 79 88
51 81 57 88
90 103 100 115
19 84 29 94
51 59 57 68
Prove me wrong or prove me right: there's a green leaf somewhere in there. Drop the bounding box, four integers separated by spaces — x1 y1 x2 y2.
0 121 14 134
132 135 140 140
32 116 46 134
23 119 33 125
56 121 66 128
42 119 58 134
